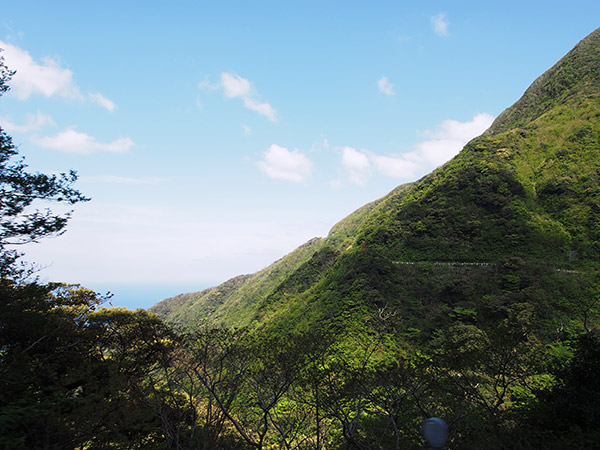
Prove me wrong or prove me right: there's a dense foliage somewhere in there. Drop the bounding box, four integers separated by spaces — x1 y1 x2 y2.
4 283 599 449
0 282 178 449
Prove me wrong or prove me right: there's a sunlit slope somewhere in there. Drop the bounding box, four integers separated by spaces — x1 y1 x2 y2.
487 26 600 135
150 182 414 327
150 237 323 327
152 28 600 334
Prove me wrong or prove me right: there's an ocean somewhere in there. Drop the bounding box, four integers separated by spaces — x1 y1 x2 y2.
86 282 211 310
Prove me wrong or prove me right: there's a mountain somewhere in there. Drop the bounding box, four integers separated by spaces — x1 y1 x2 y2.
151 28 600 342
149 29 600 448
150 182 415 328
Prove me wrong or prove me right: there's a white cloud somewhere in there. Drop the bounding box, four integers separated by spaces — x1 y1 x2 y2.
220 72 252 98
0 112 55 133
377 76 395 96
242 124 251 135
0 41 83 100
31 127 134 154
337 113 494 185
431 13 449 37
341 146 371 186
257 144 313 182
89 92 117 112
197 75 218 91
414 113 495 167
206 72 278 122
0 41 116 111
371 154 421 179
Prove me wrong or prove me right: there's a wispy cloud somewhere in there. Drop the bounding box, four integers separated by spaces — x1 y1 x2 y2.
200 72 279 122
0 41 116 110
431 13 449 37
242 124 252 135
336 113 494 185
377 76 395 96
31 126 134 154
257 144 313 182
197 76 218 91
89 92 117 112
84 175 164 185
0 112 55 133
311 134 330 152
242 96 278 122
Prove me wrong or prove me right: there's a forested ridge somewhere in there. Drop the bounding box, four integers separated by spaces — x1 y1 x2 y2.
3 29 600 449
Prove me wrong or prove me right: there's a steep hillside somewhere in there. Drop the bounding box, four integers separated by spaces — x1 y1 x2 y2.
152 182 415 327
487 27 600 135
151 237 323 327
152 28 600 342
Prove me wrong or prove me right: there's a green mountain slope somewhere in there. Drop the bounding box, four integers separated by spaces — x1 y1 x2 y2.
151 28 600 341
151 181 415 328
151 237 324 327
487 27 600 135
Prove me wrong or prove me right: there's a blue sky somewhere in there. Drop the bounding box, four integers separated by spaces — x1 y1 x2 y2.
1 1 599 308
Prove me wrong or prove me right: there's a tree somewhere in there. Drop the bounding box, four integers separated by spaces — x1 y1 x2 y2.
0 282 177 449
0 51 88 279
522 330 600 448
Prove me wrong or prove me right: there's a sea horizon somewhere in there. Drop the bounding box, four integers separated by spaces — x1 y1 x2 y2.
84 282 212 311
